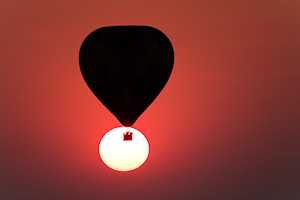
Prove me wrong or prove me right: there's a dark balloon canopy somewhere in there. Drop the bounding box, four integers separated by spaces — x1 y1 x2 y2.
79 26 174 127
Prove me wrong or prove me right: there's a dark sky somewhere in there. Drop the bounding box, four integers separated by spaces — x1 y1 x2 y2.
1 0 300 199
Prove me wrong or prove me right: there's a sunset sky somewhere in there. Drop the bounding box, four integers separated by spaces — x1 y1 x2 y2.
1 0 300 199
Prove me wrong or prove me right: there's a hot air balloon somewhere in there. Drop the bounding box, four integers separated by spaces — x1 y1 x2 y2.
79 26 174 171
79 26 174 127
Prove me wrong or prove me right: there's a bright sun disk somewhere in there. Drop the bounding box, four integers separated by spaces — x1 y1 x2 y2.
99 127 149 172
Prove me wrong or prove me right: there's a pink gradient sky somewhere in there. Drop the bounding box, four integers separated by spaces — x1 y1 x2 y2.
1 0 300 199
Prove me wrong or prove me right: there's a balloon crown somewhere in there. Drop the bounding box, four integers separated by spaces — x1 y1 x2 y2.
123 131 133 141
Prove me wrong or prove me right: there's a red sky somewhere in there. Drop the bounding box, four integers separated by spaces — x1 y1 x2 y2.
1 0 300 199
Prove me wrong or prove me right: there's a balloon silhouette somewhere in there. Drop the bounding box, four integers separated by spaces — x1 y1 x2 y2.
79 26 174 127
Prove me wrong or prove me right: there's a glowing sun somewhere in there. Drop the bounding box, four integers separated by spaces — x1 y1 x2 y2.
99 127 149 172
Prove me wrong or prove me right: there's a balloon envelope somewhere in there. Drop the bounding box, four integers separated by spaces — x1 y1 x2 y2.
79 26 174 126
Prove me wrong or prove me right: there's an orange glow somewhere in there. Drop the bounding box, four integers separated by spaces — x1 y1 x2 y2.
99 127 149 172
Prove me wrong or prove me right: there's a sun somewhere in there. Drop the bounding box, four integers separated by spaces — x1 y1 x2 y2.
99 127 149 172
